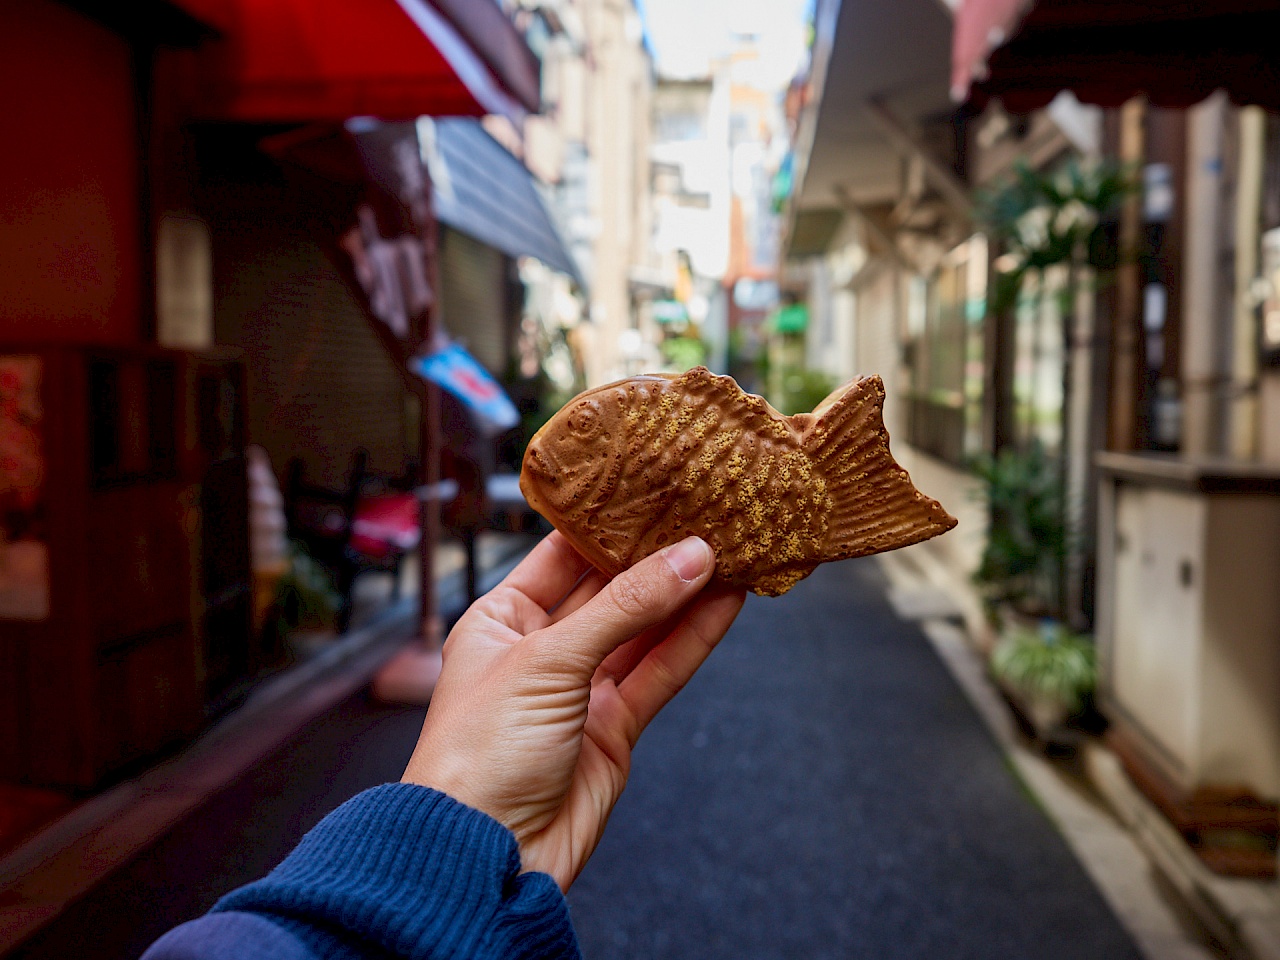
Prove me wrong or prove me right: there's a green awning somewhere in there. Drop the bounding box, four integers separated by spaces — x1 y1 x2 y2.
772 303 809 334
653 300 690 324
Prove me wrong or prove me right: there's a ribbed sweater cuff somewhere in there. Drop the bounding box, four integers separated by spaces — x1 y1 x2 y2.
212 783 579 960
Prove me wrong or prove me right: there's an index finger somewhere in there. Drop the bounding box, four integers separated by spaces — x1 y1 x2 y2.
498 530 597 611
527 537 715 680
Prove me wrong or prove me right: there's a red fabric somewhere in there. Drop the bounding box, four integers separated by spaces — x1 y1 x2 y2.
350 492 420 558
171 0 492 121
956 0 1280 111
950 0 1033 101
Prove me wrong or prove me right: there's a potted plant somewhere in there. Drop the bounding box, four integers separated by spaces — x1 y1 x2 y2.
971 441 1065 621
273 540 341 656
990 620 1096 739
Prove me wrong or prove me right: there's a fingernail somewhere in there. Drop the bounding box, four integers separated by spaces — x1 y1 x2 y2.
665 537 712 582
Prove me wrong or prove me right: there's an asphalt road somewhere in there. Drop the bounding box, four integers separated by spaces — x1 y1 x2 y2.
566 557 1141 959
9 556 1139 959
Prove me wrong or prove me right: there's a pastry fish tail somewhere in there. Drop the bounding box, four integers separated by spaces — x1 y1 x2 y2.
801 375 957 561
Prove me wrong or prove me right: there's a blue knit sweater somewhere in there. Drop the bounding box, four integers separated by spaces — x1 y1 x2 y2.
141 784 581 959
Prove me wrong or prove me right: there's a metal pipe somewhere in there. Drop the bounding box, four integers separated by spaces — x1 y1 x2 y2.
1231 107 1266 460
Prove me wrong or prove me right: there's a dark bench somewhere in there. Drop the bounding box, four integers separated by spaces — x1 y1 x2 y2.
285 440 544 629
283 449 411 633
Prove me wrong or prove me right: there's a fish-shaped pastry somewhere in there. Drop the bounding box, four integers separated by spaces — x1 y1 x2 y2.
520 367 956 596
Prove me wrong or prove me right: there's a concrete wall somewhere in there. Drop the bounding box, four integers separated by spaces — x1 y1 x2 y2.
581 0 652 386
1102 479 1280 800
804 233 985 622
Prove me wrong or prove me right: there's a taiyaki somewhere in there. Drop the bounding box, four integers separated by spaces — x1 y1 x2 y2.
520 367 956 597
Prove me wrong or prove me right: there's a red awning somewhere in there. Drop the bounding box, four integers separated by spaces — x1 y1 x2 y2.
950 0 1032 102
170 0 540 122
952 0 1280 111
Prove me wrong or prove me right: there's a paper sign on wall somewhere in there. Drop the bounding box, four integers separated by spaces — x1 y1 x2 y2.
0 355 50 620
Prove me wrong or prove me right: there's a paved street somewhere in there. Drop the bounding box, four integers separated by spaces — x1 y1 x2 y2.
568 558 1141 959
9 556 1139 959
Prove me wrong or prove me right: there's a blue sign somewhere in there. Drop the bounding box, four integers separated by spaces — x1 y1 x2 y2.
410 344 520 437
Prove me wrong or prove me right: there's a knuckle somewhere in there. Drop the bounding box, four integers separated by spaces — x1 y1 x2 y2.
524 627 593 677
647 651 684 697
684 616 721 653
486 586 526 623
607 575 660 619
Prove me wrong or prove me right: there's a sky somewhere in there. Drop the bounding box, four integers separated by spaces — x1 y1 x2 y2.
637 0 812 90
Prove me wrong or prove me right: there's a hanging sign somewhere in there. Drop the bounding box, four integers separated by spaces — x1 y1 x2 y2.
410 344 520 437
267 120 435 363
338 120 435 349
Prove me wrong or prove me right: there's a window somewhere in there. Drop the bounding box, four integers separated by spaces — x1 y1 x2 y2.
904 237 988 466
1011 267 1064 453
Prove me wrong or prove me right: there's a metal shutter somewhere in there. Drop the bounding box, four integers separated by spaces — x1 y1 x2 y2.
209 186 411 491
438 228 510 377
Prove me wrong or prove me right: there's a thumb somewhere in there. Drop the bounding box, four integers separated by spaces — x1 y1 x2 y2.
532 537 715 679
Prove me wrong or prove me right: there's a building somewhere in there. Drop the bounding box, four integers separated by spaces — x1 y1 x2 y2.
515 0 656 388
648 77 729 371
780 0 988 609
783 0 1280 881
645 40 788 382
0 0 542 790
961 0 1280 880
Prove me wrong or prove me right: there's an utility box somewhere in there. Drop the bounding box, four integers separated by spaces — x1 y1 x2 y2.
1097 453 1280 799
1096 453 1280 875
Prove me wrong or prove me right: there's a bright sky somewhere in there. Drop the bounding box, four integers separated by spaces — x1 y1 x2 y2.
637 0 811 90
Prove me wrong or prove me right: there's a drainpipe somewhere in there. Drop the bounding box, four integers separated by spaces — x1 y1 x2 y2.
1108 98 1145 452
1181 93 1228 458
1231 108 1266 461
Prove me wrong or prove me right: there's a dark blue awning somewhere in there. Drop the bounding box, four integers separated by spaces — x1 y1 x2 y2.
425 118 583 287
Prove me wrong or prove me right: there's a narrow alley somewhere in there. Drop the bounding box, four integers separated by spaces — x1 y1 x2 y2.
6 2 1280 954
11 555 1138 960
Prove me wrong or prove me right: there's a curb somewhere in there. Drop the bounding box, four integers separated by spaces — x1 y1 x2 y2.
1085 745 1280 960
877 551 1231 960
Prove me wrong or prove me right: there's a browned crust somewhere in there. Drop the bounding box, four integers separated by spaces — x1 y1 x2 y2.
521 368 956 596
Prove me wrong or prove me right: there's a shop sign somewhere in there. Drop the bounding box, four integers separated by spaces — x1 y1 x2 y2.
410 344 520 437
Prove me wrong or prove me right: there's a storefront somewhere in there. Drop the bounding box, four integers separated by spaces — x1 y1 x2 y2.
953 0 1280 877
0 0 543 791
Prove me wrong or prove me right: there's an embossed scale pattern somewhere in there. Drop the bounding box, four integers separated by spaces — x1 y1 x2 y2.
521 368 957 597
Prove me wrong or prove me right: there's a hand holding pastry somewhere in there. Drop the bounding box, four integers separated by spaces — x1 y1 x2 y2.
401 531 745 891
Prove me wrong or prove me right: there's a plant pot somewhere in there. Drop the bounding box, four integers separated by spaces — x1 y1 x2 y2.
1022 688 1071 734
995 677 1081 749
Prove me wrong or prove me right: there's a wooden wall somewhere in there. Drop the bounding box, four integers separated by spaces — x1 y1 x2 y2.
0 0 143 344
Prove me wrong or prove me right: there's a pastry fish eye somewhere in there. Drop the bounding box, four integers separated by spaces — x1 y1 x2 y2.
566 401 600 438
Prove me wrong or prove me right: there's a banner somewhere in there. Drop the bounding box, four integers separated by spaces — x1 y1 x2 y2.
410 344 520 437
339 120 435 351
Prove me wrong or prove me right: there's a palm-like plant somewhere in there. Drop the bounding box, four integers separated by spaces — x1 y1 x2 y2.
990 621 1096 716
972 442 1065 617
981 158 1135 303
979 159 1136 623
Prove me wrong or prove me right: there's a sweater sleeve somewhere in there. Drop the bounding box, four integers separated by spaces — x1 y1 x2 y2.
142 783 581 960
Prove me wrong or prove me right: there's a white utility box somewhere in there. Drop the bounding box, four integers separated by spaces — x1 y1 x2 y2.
1096 453 1280 803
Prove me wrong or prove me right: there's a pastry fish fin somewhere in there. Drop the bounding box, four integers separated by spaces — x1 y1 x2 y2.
801 375 957 560
669 366 785 430
668 366 742 404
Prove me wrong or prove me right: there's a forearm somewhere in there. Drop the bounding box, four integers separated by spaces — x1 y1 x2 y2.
143 784 581 960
